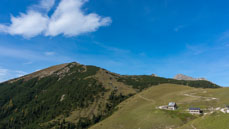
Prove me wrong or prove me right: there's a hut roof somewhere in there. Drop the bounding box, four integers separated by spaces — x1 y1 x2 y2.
189 108 200 110
168 102 176 107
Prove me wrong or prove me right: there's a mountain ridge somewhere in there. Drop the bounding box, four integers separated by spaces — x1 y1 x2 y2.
0 62 220 128
3 62 216 87
174 74 207 81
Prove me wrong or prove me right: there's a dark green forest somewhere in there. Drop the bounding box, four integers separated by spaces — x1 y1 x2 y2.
117 75 220 91
0 64 107 128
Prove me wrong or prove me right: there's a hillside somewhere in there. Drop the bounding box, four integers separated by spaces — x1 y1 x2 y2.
0 62 220 129
90 84 229 129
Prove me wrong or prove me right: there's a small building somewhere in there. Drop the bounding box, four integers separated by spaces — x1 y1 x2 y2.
168 102 177 110
189 108 202 114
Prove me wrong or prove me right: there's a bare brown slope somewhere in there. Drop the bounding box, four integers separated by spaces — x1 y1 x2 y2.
8 63 72 83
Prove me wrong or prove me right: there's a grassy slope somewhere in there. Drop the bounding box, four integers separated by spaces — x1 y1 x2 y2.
179 112 229 129
179 87 229 129
90 84 229 129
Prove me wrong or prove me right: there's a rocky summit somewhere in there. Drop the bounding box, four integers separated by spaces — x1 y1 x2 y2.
174 74 206 81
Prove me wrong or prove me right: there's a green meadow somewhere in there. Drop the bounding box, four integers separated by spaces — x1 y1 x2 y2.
90 84 229 129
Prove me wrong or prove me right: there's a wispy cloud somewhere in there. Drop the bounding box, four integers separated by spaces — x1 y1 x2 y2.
216 31 229 46
0 68 27 82
0 68 9 82
0 46 73 63
185 44 207 55
15 71 27 77
0 46 43 60
174 25 186 32
44 51 55 56
23 61 33 65
93 42 130 54
0 68 8 76
0 0 111 38
37 0 55 12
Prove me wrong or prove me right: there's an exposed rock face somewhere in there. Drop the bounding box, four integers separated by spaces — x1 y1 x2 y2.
174 74 206 81
151 74 157 77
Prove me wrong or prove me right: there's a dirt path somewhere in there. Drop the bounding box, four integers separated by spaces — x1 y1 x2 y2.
191 122 197 129
138 95 155 103
183 93 201 98
183 93 218 101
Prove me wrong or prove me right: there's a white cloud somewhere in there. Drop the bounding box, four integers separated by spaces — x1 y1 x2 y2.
0 0 111 38
5 11 48 38
46 0 111 36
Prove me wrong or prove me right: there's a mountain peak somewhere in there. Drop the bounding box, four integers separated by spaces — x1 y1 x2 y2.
8 62 81 83
174 74 206 81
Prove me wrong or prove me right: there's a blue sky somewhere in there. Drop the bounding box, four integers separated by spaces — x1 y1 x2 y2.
0 0 229 86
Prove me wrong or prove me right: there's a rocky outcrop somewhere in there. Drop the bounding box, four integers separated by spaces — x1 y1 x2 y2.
151 74 157 77
174 74 206 81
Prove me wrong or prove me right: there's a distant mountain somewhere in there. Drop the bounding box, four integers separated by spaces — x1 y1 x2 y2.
0 62 220 129
174 74 207 81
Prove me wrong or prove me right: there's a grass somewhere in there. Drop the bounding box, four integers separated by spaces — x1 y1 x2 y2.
179 112 229 129
90 84 229 129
